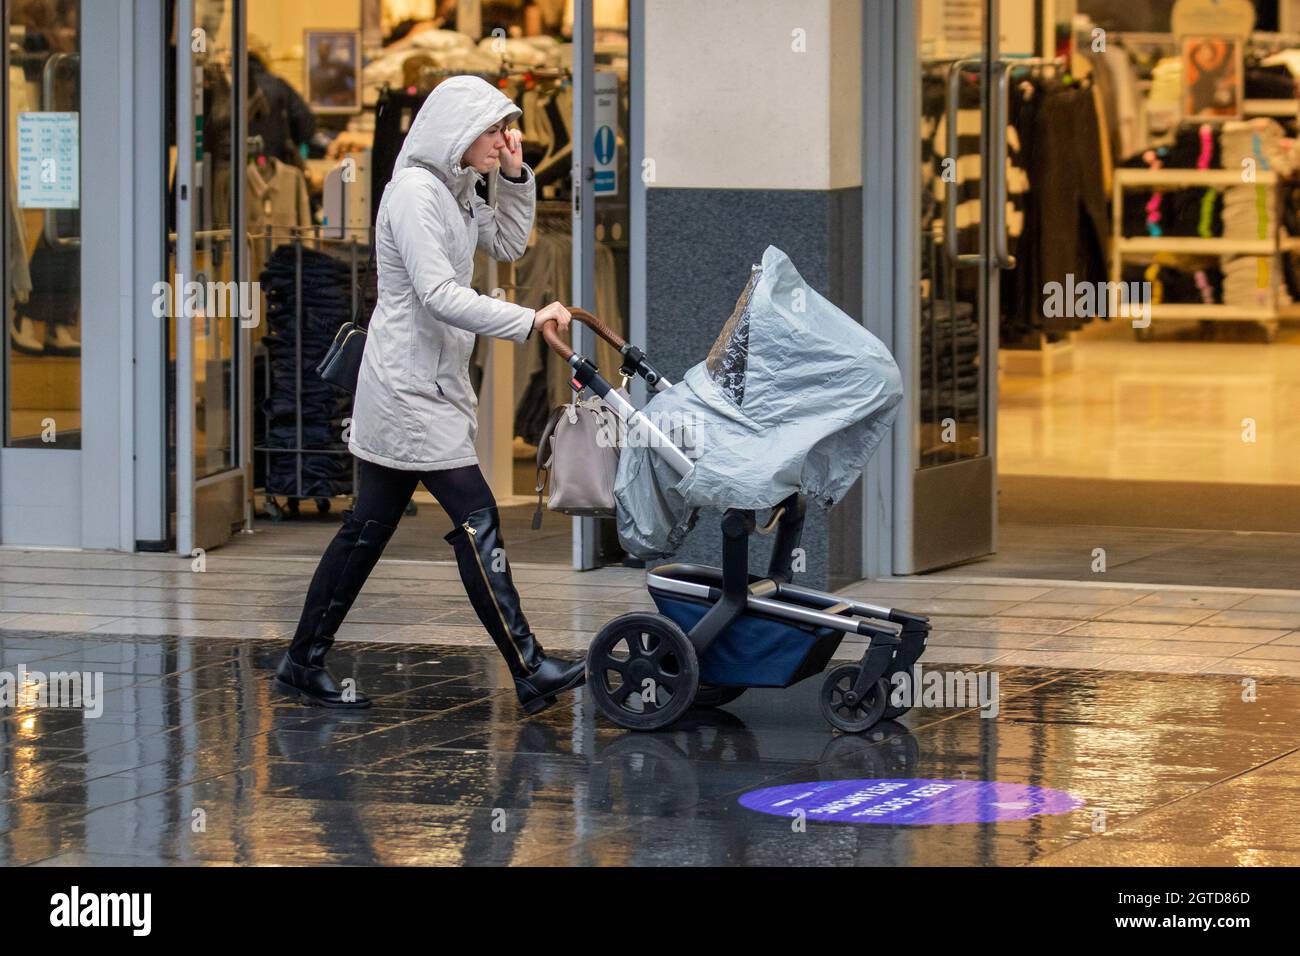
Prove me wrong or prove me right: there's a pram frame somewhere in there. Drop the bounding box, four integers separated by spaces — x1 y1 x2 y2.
542 311 931 730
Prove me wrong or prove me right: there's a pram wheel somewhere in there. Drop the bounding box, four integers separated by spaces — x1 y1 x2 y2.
820 664 889 733
692 685 746 709
587 612 699 731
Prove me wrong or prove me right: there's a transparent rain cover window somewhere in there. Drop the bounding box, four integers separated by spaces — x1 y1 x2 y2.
705 268 758 407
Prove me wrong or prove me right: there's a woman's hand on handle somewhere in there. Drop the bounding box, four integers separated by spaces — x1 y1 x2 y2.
534 301 571 334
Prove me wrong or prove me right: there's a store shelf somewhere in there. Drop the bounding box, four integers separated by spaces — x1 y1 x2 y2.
1116 237 1275 255
1146 304 1278 321
1111 167 1288 333
1113 169 1278 187
1244 98 1298 117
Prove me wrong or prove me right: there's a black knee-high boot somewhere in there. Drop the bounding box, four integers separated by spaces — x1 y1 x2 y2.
276 509 398 708
445 505 586 715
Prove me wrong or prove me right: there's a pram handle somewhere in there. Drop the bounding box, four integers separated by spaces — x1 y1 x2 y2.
571 307 628 349
538 307 624 362
541 307 673 391
537 309 693 476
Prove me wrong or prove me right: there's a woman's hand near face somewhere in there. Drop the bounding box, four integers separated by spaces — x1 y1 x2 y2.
498 128 524 177
534 301 571 333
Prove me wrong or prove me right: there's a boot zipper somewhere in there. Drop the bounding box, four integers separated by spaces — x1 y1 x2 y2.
464 522 527 670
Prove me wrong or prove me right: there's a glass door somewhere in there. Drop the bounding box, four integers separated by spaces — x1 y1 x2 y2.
0 0 83 547
172 0 249 556
571 0 631 570
3 0 81 451
901 0 1002 572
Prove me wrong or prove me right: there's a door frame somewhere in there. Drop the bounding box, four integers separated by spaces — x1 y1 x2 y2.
174 0 250 558
861 0 902 580
571 0 637 571
874 0 1002 576
570 0 597 570
0 0 156 551
165 1 622 567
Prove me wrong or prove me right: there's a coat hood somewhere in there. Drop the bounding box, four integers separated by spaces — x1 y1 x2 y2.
393 75 522 199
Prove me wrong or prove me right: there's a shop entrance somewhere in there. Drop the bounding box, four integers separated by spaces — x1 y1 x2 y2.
899 0 1300 588
0 0 84 545
0 0 153 551
168 0 634 569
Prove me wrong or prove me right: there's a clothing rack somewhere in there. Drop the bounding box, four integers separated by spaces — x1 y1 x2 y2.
1109 30 1300 55
407 63 572 94
1247 31 1300 52
252 229 395 520
1004 55 1068 73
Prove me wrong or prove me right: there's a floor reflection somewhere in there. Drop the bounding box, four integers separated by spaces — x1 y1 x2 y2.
2 630 1298 866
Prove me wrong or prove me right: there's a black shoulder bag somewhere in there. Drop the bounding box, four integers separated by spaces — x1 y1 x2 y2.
316 248 375 394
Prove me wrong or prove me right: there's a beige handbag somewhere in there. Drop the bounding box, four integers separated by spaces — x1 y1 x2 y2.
531 389 626 529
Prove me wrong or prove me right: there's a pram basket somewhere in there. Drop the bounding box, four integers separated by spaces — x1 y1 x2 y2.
541 310 931 732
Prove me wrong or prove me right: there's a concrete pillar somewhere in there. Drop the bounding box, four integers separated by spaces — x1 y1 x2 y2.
642 0 863 589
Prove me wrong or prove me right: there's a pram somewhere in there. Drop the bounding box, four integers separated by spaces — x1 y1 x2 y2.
541 286 931 734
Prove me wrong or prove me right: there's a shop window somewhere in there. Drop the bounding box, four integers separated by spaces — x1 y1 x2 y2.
3 0 82 450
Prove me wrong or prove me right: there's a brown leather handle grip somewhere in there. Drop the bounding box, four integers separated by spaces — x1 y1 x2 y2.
538 306 626 362
570 307 627 350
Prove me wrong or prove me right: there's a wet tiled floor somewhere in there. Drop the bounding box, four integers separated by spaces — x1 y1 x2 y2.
4 548 1300 678
2 630 1297 866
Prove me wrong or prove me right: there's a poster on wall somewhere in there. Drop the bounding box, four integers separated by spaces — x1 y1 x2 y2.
305 30 362 114
16 112 79 209
592 71 618 195
1180 35 1244 120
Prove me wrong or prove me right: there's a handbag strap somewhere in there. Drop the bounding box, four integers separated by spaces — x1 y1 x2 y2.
531 405 568 530
355 246 377 329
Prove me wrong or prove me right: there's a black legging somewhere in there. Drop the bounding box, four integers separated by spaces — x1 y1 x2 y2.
352 458 496 530
285 458 497 663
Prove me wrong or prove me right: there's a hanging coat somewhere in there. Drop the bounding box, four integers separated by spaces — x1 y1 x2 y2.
350 75 537 471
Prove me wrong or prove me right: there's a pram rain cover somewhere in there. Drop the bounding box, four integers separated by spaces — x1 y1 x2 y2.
614 245 903 560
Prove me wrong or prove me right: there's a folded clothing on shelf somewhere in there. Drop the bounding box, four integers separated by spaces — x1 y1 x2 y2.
1123 262 1224 305
1220 254 1286 308
1219 118 1293 177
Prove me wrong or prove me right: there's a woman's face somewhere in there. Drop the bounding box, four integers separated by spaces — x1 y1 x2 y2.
461 120 510 173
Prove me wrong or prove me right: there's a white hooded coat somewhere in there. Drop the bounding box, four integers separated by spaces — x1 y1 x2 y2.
349 76 537 471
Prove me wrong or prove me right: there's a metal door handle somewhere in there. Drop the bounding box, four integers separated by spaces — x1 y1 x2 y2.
943 57 985 266
993 60 1016 269
40 52 80 250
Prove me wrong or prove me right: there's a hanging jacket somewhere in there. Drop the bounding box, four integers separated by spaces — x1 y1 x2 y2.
350 75 536 471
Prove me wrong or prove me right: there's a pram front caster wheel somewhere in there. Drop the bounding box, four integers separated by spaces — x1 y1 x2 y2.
693 685 745 709
587 612 699 731
820 664 889 733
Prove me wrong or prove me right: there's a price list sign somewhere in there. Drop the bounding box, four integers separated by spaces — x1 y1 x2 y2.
17 112 79 209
